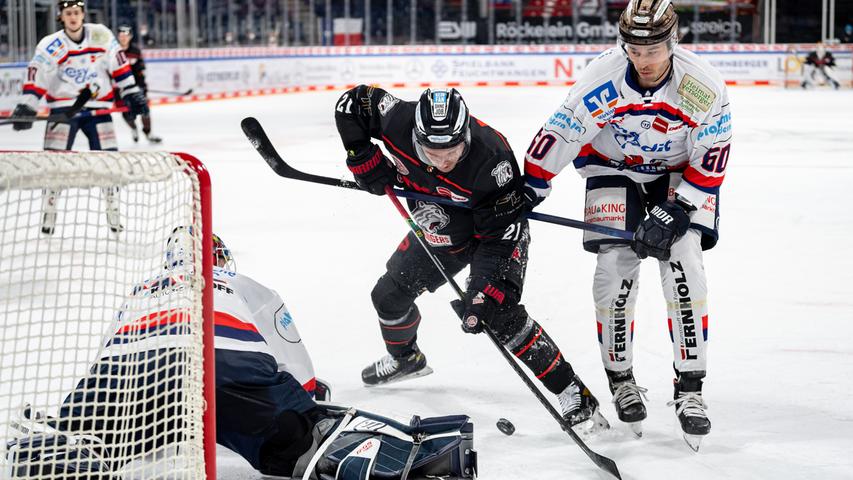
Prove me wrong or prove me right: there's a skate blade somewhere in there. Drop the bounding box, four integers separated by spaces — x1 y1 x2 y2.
683 433 705 452
628 421 643 438
363 366 434 388
572 410 610 439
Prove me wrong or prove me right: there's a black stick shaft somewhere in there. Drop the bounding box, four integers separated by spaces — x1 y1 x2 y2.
384 187 621 480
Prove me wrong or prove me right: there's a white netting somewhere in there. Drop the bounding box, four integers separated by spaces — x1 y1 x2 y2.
0 151 209 479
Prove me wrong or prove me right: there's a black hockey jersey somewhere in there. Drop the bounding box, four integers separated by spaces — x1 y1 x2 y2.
335 85 526 273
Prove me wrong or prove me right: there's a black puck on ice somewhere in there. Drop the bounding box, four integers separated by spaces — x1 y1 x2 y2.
496 418 515 436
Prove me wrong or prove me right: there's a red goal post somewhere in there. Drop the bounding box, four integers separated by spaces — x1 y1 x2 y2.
0 151 215 479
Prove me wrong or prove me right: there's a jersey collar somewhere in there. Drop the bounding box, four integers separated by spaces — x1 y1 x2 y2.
625 61 673 98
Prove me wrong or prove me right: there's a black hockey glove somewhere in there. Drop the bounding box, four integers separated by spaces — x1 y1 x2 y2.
521 184 544 212
346 143 396 196
451 278 507 335
122 90 150 117
11 104 36 131
632 199 694 261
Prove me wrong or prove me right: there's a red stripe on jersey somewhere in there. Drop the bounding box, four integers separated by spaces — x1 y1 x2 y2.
524 160 557 182
613 102 698 128
435 174 473 194
214 311 260 333
382 135 422 166
111 63 132 79
23 83 47 97
57 47 106 65
683 166 725 187
118 309 190 334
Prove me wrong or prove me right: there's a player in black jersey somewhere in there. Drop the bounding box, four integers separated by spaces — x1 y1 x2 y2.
116 25 162 143
336 85 609 434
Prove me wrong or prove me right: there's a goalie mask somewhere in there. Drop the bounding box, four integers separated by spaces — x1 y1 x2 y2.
212 233 236 272
164 226 196 272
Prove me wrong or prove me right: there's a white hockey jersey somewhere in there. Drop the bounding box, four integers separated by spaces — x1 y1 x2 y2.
524 46 731 210
104 266 316 391
21 23 139 110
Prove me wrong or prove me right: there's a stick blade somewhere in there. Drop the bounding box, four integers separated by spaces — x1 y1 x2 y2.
240 116 290 177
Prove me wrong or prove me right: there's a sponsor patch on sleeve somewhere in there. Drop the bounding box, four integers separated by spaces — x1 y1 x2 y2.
377 93 400 116
677 74 716 113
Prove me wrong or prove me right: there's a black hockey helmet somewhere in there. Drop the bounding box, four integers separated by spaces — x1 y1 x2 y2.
618 0 678 46
118 24 134 36
414 88 471 150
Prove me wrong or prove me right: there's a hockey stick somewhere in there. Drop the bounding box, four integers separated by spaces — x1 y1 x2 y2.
148 88 194 96
0 87 93 126
384 185 621 480
240 117 632 240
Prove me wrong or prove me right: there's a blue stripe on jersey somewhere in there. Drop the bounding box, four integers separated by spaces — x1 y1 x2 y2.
682 176 721 195
524 174 549 189
215 325 266 343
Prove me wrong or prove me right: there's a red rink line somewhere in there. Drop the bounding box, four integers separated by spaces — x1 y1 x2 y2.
0 79 807 117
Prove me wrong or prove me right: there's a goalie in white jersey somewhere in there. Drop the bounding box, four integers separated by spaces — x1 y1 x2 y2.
9 0 150 235
5 232 476 479
523 0 730 451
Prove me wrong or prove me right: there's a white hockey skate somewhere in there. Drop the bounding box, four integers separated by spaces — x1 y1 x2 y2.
558 377 610 438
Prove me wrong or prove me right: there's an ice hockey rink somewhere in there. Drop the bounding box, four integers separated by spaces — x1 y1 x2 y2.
4 85 853 479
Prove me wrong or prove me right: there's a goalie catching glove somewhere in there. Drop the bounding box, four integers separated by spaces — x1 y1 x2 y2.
633 198 694 261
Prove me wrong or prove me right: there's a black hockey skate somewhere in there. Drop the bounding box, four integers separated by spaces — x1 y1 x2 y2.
667 372 711 452
361 346 433 387
145 132 163 144
607 368 648 438
558 376 610 437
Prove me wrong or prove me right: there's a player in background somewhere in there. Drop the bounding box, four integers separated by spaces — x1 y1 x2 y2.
801 42 841 90
5 232 474 479
336 85 609 434
115 25 162 143
522 0 729 450
8 0 149 235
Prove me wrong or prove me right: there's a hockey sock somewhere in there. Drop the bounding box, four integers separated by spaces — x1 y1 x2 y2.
378 305 421 357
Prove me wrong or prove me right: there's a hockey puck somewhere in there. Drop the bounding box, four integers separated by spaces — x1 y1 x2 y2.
496 418 515 436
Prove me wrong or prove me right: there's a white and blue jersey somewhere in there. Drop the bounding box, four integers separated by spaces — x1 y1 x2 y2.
106 265 316 394
21 23 140 110
524 46 731 214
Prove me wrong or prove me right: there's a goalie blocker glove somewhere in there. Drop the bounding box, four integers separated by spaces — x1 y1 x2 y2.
633 197 694 261
346 143 397 195
10 104 36 131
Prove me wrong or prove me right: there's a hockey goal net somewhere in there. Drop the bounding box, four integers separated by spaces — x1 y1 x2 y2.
0 151 214 479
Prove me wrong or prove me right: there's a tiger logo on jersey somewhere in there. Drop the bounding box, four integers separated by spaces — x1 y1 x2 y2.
412 201 451 246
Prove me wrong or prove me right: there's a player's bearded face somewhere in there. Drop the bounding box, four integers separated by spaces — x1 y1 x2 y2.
625 42 672 86
422 142 465 173
61 6 84 33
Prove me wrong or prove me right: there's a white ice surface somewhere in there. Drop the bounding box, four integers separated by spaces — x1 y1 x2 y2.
3 86 853 479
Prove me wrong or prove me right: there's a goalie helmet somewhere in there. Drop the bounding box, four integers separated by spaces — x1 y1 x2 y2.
414 88 470 151
164 226 196 271
618 0 678 46
212 233 235 272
